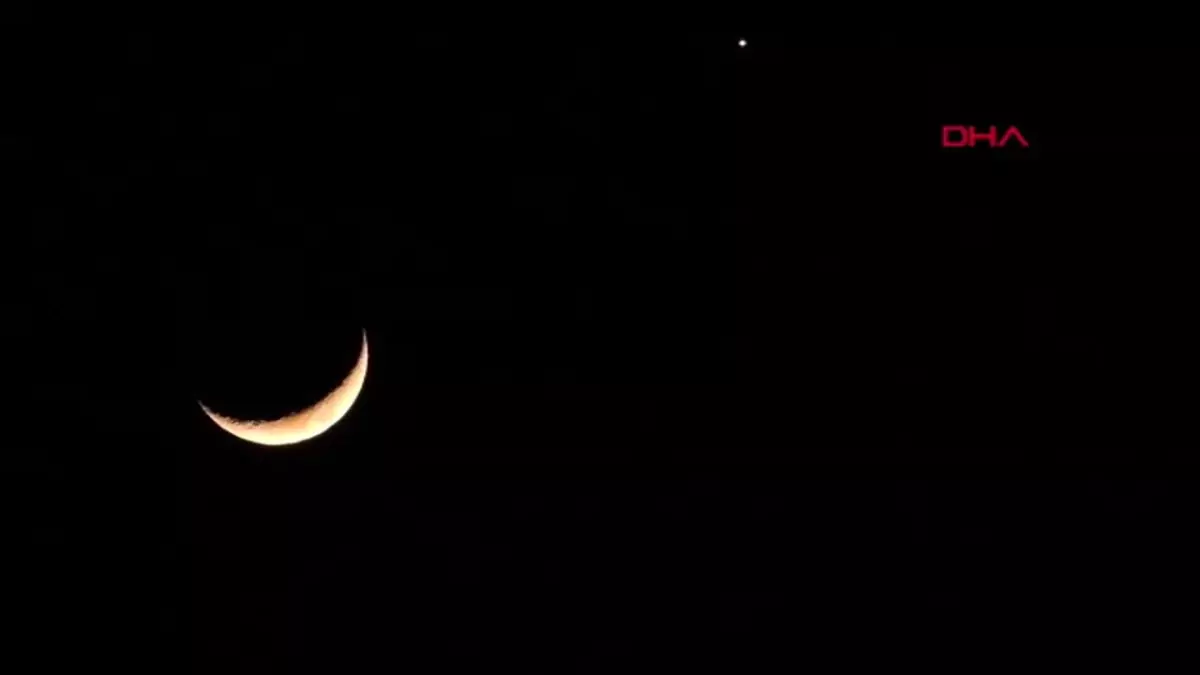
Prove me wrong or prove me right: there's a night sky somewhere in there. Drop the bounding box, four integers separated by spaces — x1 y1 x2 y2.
12 35 1200 669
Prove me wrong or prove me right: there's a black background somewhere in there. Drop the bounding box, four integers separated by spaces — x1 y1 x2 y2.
11 34 1200 669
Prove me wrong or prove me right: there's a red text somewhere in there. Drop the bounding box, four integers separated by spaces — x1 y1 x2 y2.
942 125 1029 149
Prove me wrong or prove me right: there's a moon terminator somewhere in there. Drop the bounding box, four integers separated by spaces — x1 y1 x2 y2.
199 329 369 447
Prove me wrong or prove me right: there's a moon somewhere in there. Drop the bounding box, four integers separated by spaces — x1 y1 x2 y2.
199 329 369 447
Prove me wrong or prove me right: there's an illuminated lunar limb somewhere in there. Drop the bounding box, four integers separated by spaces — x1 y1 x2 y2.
199 329 369 447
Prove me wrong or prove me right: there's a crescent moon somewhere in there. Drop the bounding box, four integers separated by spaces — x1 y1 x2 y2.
199 329 369 447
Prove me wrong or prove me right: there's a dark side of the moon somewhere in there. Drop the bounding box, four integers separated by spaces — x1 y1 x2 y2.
184 253 365 424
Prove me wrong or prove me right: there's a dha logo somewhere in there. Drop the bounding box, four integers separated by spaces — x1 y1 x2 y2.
942 125 1029 149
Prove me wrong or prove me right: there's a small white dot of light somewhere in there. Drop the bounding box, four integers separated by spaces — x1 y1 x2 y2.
738 39 747 48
